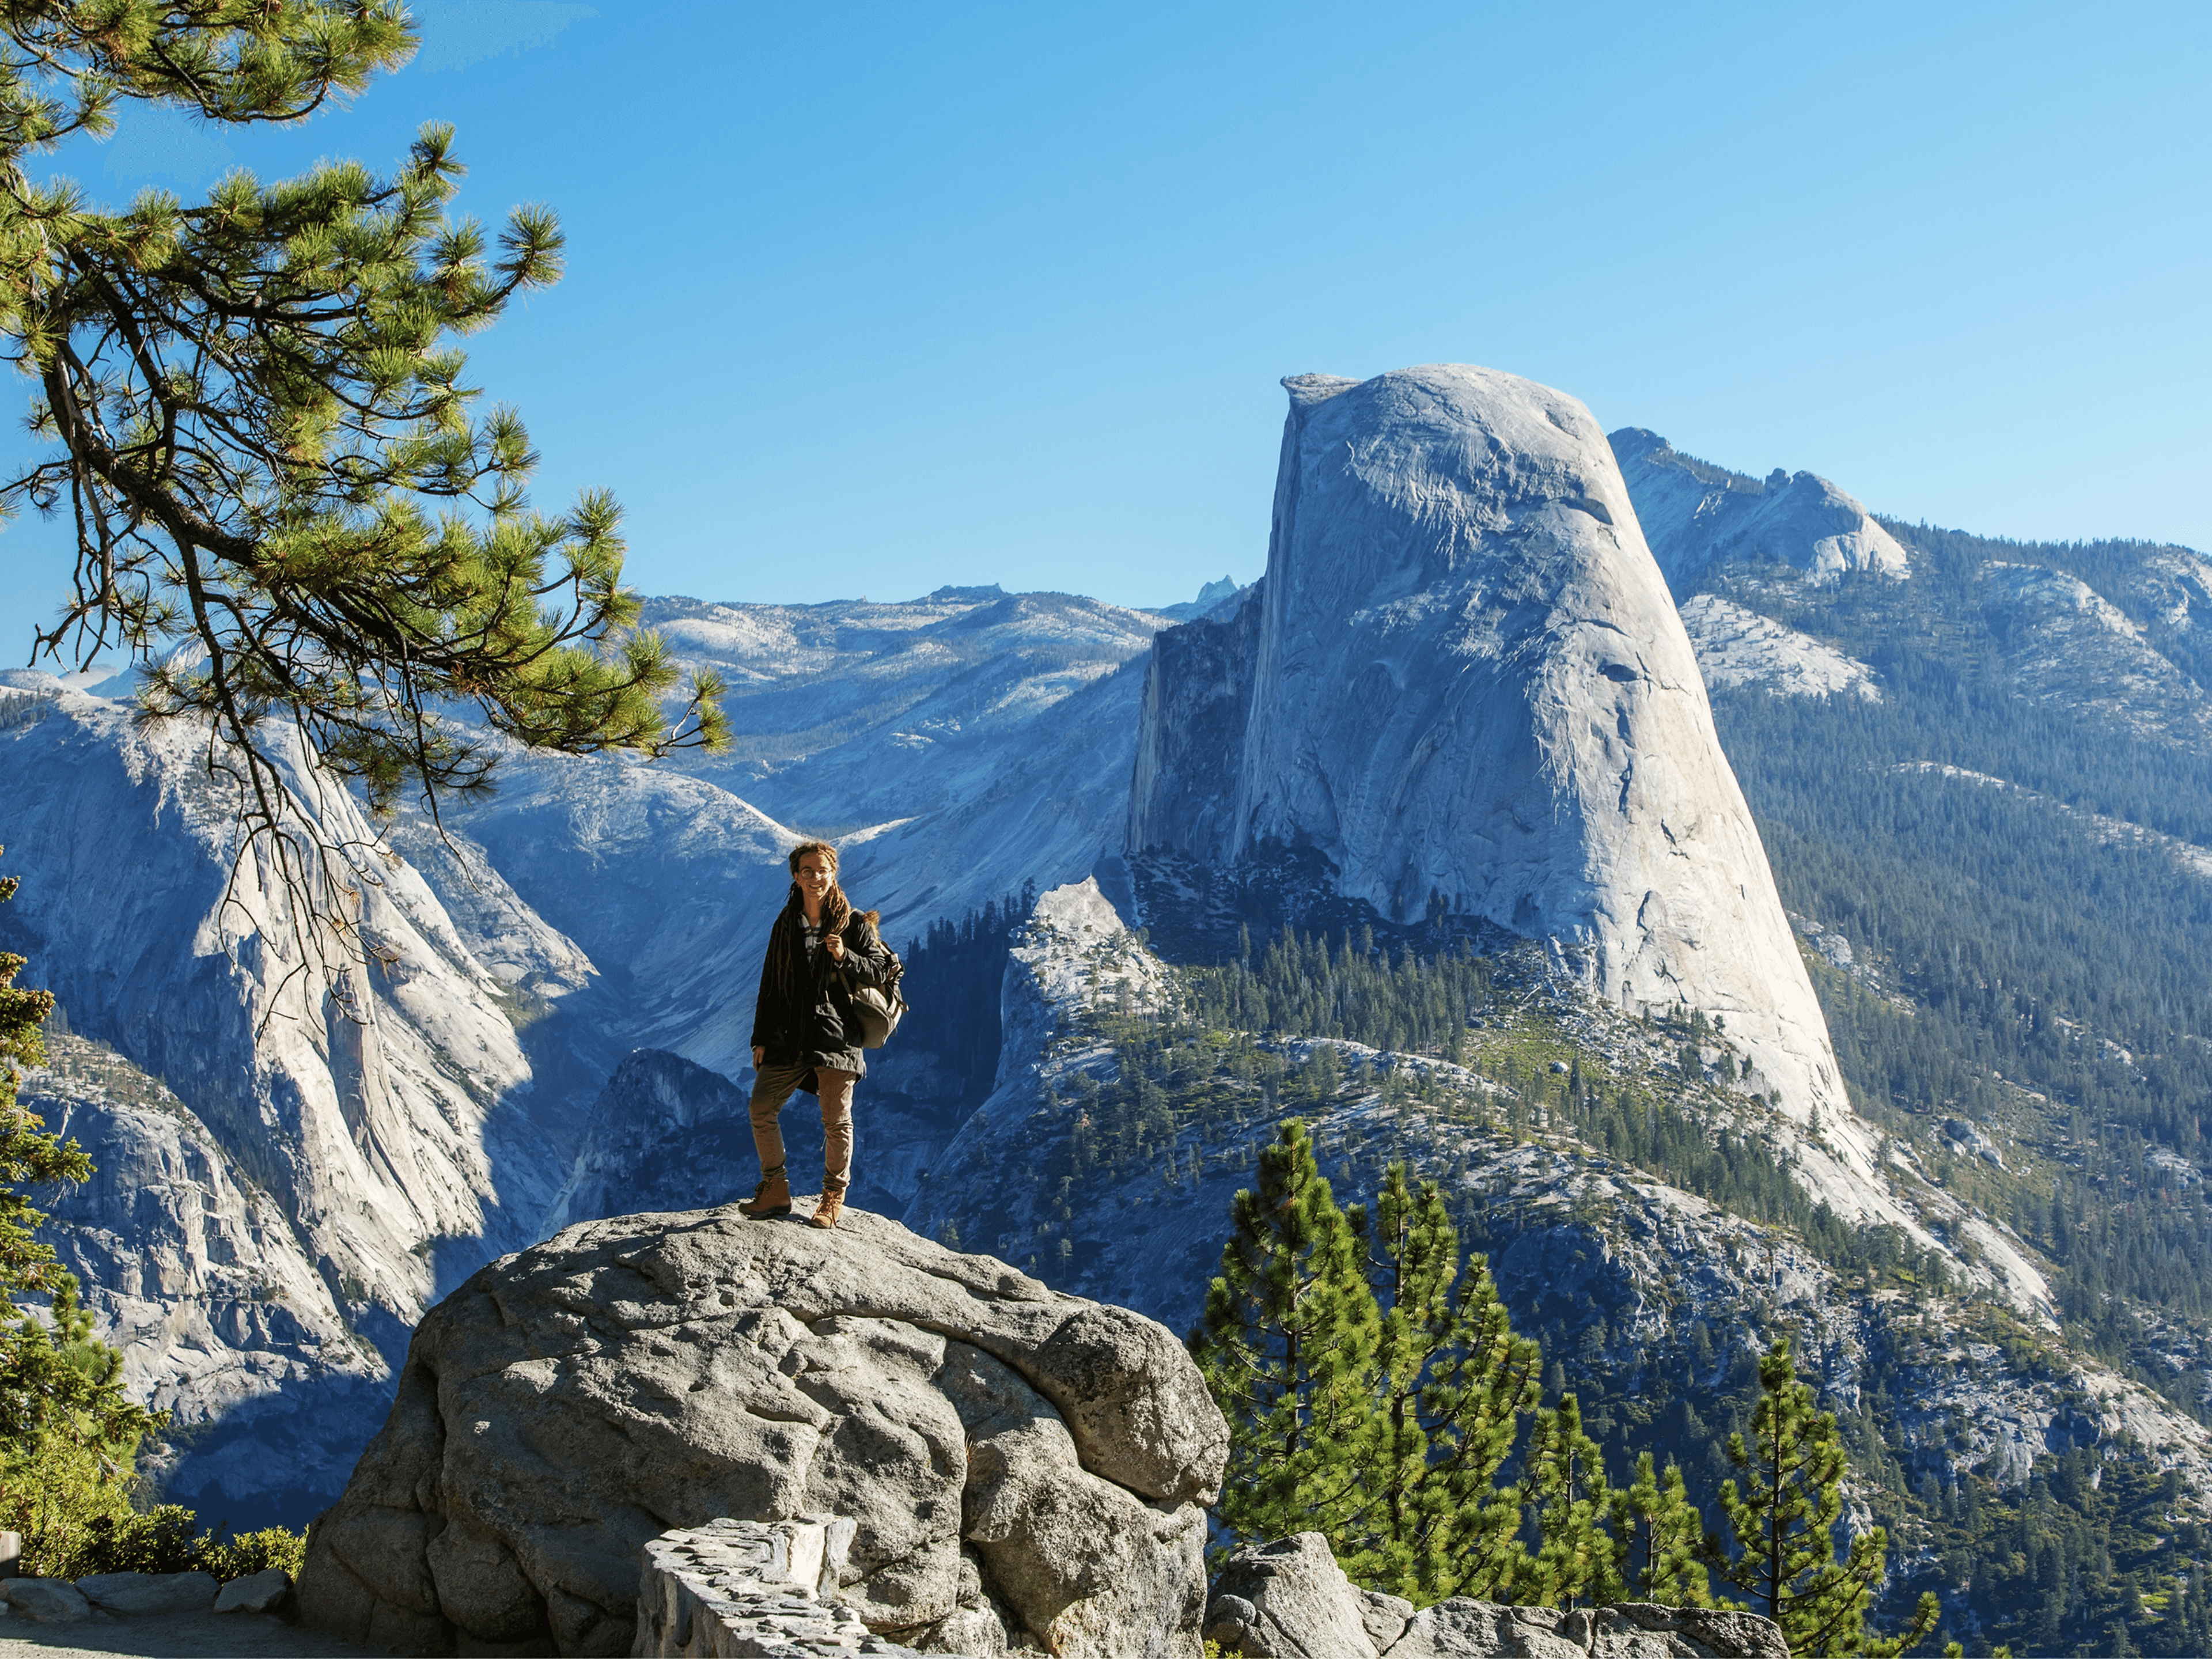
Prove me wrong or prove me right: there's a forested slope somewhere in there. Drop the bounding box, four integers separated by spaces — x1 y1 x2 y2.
1700 524 2212 1408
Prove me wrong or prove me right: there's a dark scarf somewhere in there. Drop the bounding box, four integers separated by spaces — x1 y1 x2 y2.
762 888 873 1012
761 901 820 1018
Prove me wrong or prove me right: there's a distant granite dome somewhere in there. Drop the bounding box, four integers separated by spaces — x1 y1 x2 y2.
1609 427 1910 594
1128 363 1880 1197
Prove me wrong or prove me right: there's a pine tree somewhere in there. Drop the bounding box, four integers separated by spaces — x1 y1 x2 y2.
1705 1339 1941 1657
1344 1162 1539 1603
1525 1392 1628 1609
0 851 165 1570
0 850 69 1312
1624 1452 1712 1607
0 6 726 866
1188 1119 1379 1551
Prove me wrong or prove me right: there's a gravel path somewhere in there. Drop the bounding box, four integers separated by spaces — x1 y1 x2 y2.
0 1609 382 1657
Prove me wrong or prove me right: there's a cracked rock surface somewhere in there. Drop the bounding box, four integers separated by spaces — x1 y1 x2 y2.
295 1204 1225 1657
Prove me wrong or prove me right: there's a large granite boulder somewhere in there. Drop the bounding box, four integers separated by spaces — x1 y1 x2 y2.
1205 1535 1789 1659
296 1204 1227 1657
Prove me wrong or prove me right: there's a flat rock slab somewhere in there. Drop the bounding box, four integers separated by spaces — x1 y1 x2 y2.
1206 1537 1789 1659
1381 1602 1790 1659
71 1578 217 1618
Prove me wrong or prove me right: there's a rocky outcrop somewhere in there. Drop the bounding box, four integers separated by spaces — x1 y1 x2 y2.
1677 594 1881 703
0 691 620 1519
1203 1533 1392 1657
295 1203 1225 1657
1608 428 1909 593
1203 1534 1788 1659
1124 364 1894 1215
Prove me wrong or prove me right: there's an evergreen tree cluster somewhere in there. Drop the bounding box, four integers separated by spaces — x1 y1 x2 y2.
898 883 1035 1105
1190 1123 1947 1653
1832 1301 2212 1659
1185 926 1494 1056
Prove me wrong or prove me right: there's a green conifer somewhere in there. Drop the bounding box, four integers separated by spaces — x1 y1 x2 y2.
1624 1452 1711 1606
1525 1392 1628 1609
0 6 726 859
1705 1338 1941 1657
0 852 165 1570
1189 1119 1379 1550
1346 1162 1540 1603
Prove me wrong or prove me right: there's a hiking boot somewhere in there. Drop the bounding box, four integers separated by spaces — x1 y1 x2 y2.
739 1169 791 1219
809 1187 846 1230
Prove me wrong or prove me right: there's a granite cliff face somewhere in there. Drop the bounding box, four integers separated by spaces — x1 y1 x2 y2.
1127 365 1878 1206
1676 593 1881 703
0 691 611 1516
0 585 1172 1522
20 1034 391 1513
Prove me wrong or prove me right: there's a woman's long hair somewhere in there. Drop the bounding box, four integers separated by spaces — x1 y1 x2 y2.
787 839 879 937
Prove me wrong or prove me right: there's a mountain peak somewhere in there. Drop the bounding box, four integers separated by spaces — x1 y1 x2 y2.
1128 362 1902 1218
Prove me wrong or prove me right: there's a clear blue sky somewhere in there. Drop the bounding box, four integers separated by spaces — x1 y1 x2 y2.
5 0 2209 663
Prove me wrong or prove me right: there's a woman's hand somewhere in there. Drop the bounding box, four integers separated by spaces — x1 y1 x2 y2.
825 932 846 963
752 1046 765 1069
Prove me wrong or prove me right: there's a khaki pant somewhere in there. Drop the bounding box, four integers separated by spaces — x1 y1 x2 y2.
750 1061 855 1194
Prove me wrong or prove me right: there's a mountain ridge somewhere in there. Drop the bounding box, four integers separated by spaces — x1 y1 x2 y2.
5 371 2210 1659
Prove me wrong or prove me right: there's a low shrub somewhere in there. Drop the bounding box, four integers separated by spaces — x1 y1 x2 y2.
0 1426 138 1578
72 1505 204 1575
69 1510 311 1581
1 1445 309 1582
199 1525 308 1581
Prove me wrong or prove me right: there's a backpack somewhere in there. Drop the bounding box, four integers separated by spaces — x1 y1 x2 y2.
844 946 908 1049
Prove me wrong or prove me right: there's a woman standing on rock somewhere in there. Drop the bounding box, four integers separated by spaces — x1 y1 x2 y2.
740 840 895 1229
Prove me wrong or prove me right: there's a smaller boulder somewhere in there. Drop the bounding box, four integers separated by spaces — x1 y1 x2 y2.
1206 1533 1378 1657
2 1577 92 1623
74 1569 221 1616
214 1567 294 1615
1357 1588 1413 1652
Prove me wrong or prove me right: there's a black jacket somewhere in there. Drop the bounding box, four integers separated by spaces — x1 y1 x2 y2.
749 903 896 1076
